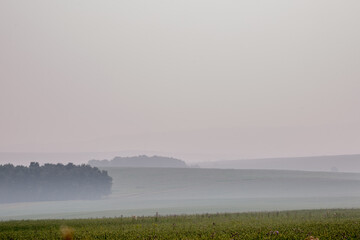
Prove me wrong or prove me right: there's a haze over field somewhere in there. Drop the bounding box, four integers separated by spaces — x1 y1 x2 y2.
1 0 360 165
1 0 360 223
2 168 360 220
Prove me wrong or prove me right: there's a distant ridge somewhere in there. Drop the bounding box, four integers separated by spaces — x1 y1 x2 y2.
198 154 360 173
88 155 188 168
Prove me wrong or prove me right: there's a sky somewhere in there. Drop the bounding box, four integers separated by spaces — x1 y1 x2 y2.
0 0 359 162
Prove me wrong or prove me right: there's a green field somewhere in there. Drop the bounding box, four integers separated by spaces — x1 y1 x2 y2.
1 209 360 239
1 168 360 220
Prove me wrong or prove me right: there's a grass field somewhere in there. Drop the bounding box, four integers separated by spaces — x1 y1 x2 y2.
1 168 360 220
1 209 360 239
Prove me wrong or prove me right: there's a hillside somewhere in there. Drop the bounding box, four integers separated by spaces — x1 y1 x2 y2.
105 168 360 200
199 154 360 172
88 155 188 168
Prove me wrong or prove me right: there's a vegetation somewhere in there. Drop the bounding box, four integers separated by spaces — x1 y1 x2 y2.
89 155 188 168
1 209 360 239
0 162 112 203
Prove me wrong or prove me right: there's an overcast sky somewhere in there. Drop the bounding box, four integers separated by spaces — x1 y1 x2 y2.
0 0 359 162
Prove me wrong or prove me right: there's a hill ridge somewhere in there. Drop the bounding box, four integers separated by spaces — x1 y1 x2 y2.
88 155 188 168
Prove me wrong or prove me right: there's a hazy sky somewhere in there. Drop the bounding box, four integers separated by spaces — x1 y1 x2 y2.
1 0 359 161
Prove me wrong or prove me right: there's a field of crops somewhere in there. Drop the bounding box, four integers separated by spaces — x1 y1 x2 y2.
1 209 360 239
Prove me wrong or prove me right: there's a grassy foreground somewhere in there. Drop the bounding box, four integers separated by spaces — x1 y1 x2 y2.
1 209 360 239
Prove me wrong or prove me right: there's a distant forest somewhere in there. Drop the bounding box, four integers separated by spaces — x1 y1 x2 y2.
88 155 188 168
0 162 112 203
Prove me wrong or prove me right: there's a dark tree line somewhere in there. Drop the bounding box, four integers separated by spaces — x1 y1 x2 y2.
0 162 112 203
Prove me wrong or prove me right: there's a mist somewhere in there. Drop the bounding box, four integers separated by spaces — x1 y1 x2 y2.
1 0 360 221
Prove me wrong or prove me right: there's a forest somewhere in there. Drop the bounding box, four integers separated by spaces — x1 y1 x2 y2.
0 162 112 203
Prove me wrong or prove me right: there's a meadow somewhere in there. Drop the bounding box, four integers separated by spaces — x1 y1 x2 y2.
1 209 360 239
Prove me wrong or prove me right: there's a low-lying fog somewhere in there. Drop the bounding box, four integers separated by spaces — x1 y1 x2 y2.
2 166 360 220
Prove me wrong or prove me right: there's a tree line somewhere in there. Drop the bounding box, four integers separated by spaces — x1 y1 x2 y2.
0 162 112 203
89 155 188 168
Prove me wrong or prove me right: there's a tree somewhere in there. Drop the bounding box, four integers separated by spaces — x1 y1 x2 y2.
0 162 112 203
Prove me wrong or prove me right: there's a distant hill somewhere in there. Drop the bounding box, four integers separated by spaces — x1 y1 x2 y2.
198 154 360 172
0 151 173 166
88 155 188 168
